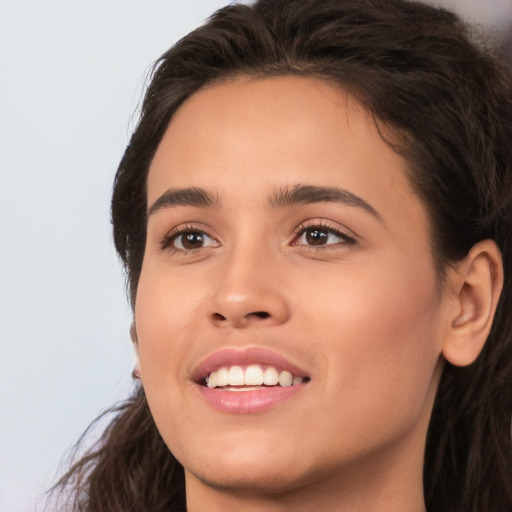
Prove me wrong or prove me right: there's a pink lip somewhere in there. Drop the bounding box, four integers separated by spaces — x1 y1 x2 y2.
191 347 310 414
198 385 305 414
192 346 309 382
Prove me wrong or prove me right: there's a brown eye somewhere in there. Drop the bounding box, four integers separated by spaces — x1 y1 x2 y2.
172 231 217 251
179 232 205 249
293 225 356 248
305 228 329 245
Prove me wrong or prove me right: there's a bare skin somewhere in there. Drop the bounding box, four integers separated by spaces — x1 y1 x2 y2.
134 76 502 511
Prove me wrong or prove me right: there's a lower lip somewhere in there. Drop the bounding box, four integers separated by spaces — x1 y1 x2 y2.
198 384 305 413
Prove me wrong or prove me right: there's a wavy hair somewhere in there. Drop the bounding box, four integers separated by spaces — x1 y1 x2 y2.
51 1 512 511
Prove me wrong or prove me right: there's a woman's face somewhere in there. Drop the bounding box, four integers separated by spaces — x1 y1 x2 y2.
136 76 448 499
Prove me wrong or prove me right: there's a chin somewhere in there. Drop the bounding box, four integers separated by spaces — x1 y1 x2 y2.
173 433 313 495
187 461 314 497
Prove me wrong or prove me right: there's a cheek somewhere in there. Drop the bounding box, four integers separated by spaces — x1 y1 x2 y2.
134 265 211 452
304 253 443 421
134 266 205 387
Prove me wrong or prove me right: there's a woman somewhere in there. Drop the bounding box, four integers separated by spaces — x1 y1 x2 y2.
52 0 512 510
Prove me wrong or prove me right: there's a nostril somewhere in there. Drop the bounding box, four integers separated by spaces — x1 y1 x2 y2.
209 310 273 326
251 311 270 319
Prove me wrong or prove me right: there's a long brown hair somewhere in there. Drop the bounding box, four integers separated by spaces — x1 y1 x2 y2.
50 1 512 511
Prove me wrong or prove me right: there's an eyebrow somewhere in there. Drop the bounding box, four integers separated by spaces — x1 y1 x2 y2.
270 184 381 220
147 183 381 221
148 187 219 216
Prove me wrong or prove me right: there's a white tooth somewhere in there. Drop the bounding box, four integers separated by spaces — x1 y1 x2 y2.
228 366 245 386
245 365 264 385
207 371 218 388
263 366 279 386
226 386 259 392
216 367 229 387
279 370 293 387
292 376 303 386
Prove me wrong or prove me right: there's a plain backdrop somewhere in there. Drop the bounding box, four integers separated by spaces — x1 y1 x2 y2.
0 1 510 511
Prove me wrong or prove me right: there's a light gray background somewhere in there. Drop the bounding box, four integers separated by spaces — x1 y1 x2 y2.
1 1 510 511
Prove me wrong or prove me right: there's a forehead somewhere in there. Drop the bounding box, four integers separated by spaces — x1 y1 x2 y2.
147 75 426 232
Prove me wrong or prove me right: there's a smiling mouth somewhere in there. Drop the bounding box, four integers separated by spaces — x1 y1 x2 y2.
202 364 310 390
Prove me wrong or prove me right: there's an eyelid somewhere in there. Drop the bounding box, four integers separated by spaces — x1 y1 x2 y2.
158 219 356 254
291 219 357 247
160 223 219 253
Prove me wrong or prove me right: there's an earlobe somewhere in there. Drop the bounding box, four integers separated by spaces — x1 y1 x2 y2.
130 322 142 379
130 322 138 346
442 240 503 367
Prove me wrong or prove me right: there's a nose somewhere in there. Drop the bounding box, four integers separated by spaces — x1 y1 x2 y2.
205 249 290 329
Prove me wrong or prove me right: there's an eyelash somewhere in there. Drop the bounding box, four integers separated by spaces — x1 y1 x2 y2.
160 224 218 254
160 220 357 254
291 220 357 249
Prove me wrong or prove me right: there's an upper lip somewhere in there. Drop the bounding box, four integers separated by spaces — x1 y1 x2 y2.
191 346 310 383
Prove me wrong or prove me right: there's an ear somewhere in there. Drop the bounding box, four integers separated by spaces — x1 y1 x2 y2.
442 240 503 367
130 321 141 379
130 321 138 347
